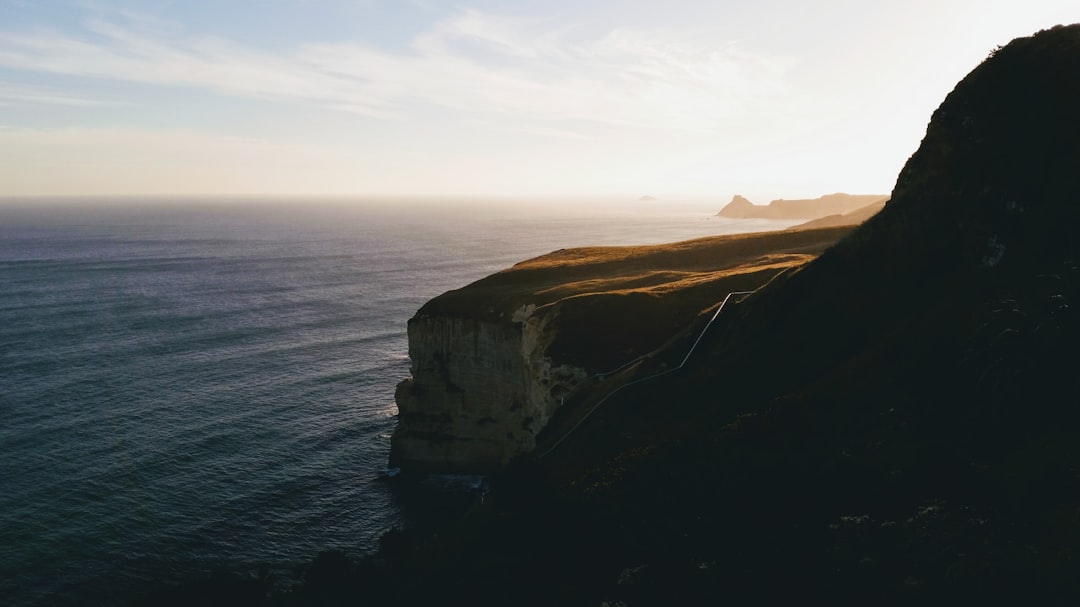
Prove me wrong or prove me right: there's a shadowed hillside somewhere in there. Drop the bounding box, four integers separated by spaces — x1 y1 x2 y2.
534 22 1080 605
417 23 1080 606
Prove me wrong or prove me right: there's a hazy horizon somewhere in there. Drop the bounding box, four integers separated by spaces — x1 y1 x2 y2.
2 1 1077 200
0 192 889 217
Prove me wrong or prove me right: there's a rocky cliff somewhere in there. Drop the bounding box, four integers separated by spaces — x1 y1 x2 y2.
389 227 855 473
391 305 585 474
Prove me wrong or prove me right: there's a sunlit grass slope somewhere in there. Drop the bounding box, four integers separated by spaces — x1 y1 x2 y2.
417 226 855 372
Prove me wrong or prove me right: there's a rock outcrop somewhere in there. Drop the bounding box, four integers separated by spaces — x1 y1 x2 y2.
717 194 756 216
391 306 586 474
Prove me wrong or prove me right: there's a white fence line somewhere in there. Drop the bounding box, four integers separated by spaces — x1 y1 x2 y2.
536 290 754 459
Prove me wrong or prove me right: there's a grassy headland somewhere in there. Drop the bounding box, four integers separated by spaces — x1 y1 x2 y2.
420 225 855 373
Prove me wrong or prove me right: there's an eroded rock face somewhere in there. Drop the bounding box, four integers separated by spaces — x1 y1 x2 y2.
390 305 586 474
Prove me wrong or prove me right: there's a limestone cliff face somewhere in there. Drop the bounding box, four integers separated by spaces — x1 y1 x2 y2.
390 304 586 474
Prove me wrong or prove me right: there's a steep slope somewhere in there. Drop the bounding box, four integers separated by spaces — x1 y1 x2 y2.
698 22 1080 407
531 23 1080 605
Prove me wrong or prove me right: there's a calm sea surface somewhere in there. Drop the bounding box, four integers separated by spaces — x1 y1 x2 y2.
0 199 793 605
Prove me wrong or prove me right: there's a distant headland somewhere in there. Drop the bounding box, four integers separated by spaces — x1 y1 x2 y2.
717 192 887 221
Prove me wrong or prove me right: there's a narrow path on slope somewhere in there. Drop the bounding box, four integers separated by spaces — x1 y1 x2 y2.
535 289 755 460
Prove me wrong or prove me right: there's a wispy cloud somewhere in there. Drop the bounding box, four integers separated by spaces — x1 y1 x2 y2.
503 124 594 141
0 9 792 133
74 0 184 35
0 80 127 107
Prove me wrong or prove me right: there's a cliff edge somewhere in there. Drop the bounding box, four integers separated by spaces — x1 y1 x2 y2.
390 227 855 473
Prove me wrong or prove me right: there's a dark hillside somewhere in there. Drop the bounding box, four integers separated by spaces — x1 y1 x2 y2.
535 23 1080 605
707 22 1080 394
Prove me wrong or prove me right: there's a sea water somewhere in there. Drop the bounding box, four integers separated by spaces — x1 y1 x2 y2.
0 198 795 605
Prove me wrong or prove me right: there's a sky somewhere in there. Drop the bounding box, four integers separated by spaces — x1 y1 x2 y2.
0 0 1077 201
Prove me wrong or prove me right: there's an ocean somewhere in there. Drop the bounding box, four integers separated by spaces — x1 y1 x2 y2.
0 198 795 606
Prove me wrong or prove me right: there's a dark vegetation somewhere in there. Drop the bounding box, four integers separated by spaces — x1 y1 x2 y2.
130 24 1080 606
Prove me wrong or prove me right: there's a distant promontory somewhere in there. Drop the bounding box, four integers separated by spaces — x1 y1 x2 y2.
717 192 887 220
